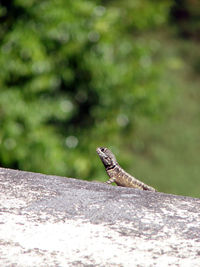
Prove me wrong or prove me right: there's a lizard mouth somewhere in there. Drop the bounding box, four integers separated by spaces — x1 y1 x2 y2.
96 147 107 159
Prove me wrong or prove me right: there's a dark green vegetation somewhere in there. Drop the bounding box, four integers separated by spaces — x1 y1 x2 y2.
0 0 200 197
130 38 200 197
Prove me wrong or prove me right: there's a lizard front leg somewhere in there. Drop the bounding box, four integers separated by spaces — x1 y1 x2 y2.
105 177 116 184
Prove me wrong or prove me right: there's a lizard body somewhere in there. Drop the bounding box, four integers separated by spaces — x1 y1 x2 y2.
96 147 156 191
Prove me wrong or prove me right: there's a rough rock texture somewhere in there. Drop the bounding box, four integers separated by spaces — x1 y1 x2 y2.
0 167 200 266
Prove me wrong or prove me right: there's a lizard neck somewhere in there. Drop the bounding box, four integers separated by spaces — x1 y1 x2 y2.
106 164 117 170
106 162 120 171
106 164 122 174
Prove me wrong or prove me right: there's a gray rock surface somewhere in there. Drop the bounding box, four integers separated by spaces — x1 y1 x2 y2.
0 167 200 266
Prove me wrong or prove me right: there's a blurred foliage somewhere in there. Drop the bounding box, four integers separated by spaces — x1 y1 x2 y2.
170 0 200 77
130 37 200 198
0 0 172 179
170 0 200 40
2 0 199 198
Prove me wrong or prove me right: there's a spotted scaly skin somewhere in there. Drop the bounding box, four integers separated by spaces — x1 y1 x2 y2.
96 147 156 191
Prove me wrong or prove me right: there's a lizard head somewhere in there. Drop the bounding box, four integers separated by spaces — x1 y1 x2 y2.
96 147 118 169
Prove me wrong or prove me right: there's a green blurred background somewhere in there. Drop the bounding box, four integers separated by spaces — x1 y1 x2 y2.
0 0 200 197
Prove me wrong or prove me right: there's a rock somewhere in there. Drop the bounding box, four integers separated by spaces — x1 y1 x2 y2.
0 167 200 266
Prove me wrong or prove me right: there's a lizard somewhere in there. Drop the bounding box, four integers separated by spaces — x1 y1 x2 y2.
96 147 156 191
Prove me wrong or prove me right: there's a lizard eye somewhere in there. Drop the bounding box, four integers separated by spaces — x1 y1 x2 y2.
100 147 105 152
